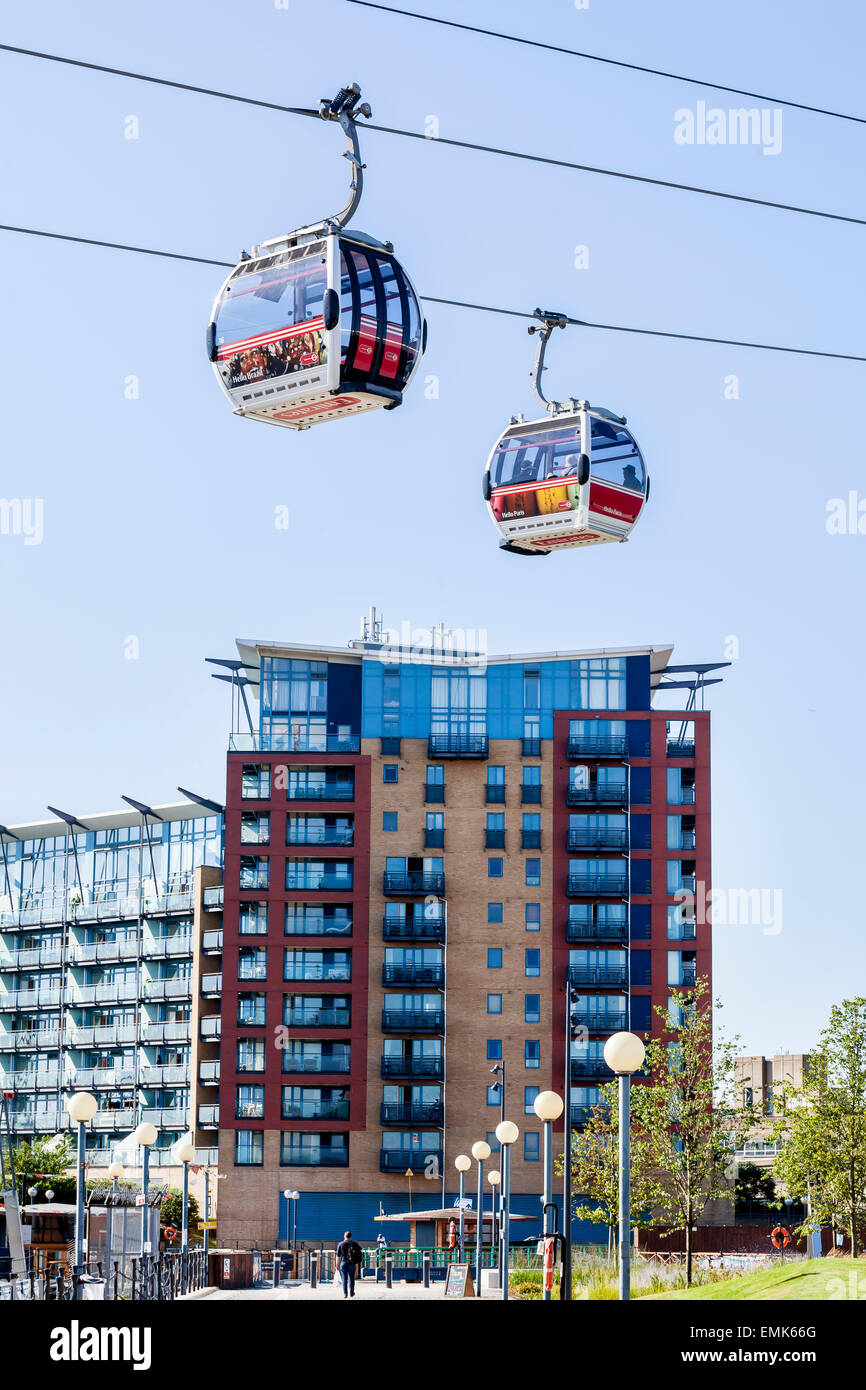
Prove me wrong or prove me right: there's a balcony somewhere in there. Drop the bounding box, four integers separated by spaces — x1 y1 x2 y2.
383 915 445 942
141 978 192 1001
484 829 505 849
142 936 193 961
567 829 628 851
4 989 62 1010
380 1102 444 1126
565 920 629 943
380 737 401 755
140 1064 187 1087
424 784 445 804
67 983 137 1007
200 1017 222 1041
570 1057 610 1080
285 1007 351 1028
92 1108 137 1130
203 886 224 910
140 1021 189 1045
285 964 352 983
199 1061 221 1084
11 1109 66 1133
424 829 444 849
520 785 542 804
567 874 628 896
72 1024 137 1047
198 1105 219 1128
485 785 506 804
282 1146 350 1167
200 972 223 995
567 965 629 988
73 1068 135 1090
667 739 695 757
675 964 697 987
572 1103 610 1126
383 872 445 896
286 781 355 802
4 946 64 970
0 1069 60 1091
427 734 489 759
140 1107 188 1129
566 785 627 806
521 737 541 758
285 913 353 937
521 830 542 850
669 785 696 806
229 733 360 754
671 831 697 851
382 963 444 987
672 922 697 941
202 929 223 953
381 1010 445 1033
282 1053 351 1075
578 1012 628 1034
380 1148 443 1174
380 1055 444 1079
287 826 354 847
1 1028 61 1050
567 736 628 759
282 1100 350 1121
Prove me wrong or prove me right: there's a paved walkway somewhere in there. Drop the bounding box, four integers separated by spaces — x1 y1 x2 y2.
181 1279 504 1302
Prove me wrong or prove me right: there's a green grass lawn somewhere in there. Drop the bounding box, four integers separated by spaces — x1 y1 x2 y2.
641 1258 865 1301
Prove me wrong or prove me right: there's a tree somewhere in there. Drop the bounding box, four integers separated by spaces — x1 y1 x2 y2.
631 977 753 1284
160 1188 200 1240
13 1134 75 1203
771 997 866 1256
559 1081 663 1255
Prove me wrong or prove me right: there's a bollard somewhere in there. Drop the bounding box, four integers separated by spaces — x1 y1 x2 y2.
310 1251 318 1290
422 1252 431 1288
385 1254 393 1289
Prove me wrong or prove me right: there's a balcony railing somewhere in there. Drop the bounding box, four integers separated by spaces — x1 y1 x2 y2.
383 872 445 896
203 886 224 910
0 1069 61 1091
427 734 489 758
521 830 542 850
281 1054 352 1075
229 733 360 753
285 914 353 937
382 963 444 987
567 965 629 987
424 829 445 849
74 1068 135 1089
139 1021 189 1045
520 785 542 804
675 965 697 987
380 1055 444 1079
381 1010 445 1033
671 832 697 851
667 740 696 757
572 1103 610 1126
282 1147 350 1167
671 922 697 941
566 785 627 806
570 1057 610 1079
141 978 192 1001
286 782 355 801
567 875 628 896
380 1148 443 1173
485 785 506 804
424 784 445 804
566 920 629 943
286 827 355 847
202 929 223 953
577 1012 628 1034
198 1105 219 1127
567 736 629 759
380 1102 444 1126
92 1108 138 1130
141 1064 187 1086
199 1061 221 1083
200 1017 222 1040
383 916 445 942
285 1008 351 1028
1 1028 62 1049
140 1107 188 1128
669 786 696 805
282 1100 350 1121
284 965 352 983
522 737 541 757
484 830 505 849
567 829 628 851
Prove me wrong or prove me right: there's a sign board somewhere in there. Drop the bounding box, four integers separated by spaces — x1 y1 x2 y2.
201 1219 217 1230
135 1194 146 1206
443 1263 475 1298
223 1257 231 1278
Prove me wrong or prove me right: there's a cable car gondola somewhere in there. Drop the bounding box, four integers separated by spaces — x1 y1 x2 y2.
207 83 426 431
482 311 649 554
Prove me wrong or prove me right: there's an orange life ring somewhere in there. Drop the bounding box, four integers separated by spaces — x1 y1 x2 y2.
447 1219 456 1249
164 1226 178 1241
771 1225 790 1250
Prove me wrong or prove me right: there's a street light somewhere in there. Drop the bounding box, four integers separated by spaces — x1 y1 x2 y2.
495 1120 519 1302
133 1121 158 1257
283 1189 300 1252
66 1091 97 1285
105 1160 124 1292
175 1140 196 1293
471 1141 491 1290
454 1155 471 1258
533 1090 564 1302
604 1031 646 1302
487 1168 501 1268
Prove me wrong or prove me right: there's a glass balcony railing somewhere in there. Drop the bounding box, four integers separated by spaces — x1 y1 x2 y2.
569 1056 610 1079
230 733 360 754
281 1053 352 1075
667 739 696 757
567 874 629 896
203 886 224 910
284 1007 351 1028
383 872 445 896
380 1102 443 1126
567 829 628 851
198 1105 220 1127
567 736 629 759
286 782 355 802
382 964 444 987
202 929 223 953
380 1148 442 1173
565 920 629 942
381 1010 445 1033
566 785 627 806
281 1100 350 1121
577 1012 628 1034
284 964 352 983
286 827 354 847
567 965 629 988
380 1055 444 1079
383 916 445 941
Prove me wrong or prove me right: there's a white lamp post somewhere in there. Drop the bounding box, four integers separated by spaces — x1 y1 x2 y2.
454 1154 471 1258
533 1090 564 1301
495 1120 519 1302
604 1031 646 1301
133 1121 158 1257
105 1160 124 1294
471 1141 491 1290
66 1091 97 1285
283 1189 300 1252
175 1140 196 1293
487 1167 501 1263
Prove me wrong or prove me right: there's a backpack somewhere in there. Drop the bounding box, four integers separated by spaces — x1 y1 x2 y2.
344 1240 361 1265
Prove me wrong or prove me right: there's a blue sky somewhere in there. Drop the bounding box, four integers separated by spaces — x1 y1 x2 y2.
1 0 864 1055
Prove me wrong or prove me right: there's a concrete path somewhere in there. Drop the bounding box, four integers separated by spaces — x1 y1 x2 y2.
180 1279 505 1302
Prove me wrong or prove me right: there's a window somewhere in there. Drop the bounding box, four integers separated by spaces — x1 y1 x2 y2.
238 902 268 936
521 813 541 848
571 657 626 710
485 813 505 848
487 1039 502 1060
522 766 541 786
524 1085 540 1114
487 994 502 1015
488 858 503 878
487 947 503 969
525 858 541 887
425 765 444 785
383 764 399 784
525 949 541 978
238 947 267 981
234 1130 264 1166
235 1084 265 1119
525 1040 540 1069
237 993 266 1026
236 1038 265 1072
525 994 540 1024
240 811 270 845
487 902 503 924
240 856 269 890
382 811 398 832
241 764 270 799
524 1132 540 1162
486 1131 501 1154
486 766 505 803
525 903 540 932
486 1085 500 1106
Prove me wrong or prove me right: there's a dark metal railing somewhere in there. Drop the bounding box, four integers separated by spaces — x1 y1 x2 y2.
521 738 541 757
380 1102 444 1125
382 963 445 986
521 830 542 849
381 1010 445 1033
567 965 628 987
383 872 445 895
566 920 629 942
567 829 628 850
567 737 629 758
567 875 629 896
424 785 445 803
520 785 542 803
567 785 627 805
286 783 355 801
380 1055 444 1079
380 1149 443 1173
424 829 445 849
485 785 506 803
484 830 506 849
427 734 489 758
383 916 445 941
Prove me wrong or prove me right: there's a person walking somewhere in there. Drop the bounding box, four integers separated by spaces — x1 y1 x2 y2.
336 1230 362 1298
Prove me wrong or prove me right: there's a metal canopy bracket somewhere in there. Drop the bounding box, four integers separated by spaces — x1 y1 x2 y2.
528 308 570 414
318 82 373 231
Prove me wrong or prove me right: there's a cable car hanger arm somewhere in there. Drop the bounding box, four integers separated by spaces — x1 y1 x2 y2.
318 82 372 230
528 308 570 414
